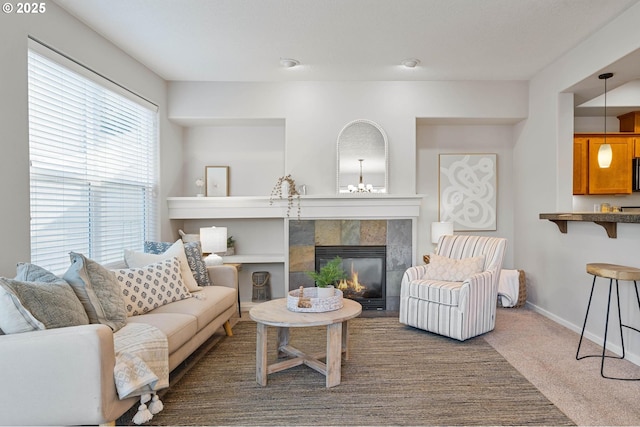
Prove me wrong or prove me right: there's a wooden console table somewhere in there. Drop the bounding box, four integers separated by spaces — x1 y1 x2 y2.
539 212 640 238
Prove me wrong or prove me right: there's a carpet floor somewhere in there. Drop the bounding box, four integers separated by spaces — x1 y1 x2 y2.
121 317 573 426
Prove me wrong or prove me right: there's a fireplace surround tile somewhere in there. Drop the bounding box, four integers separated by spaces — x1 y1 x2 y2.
289 220 314 246
360 220 387 245
289 245 314 272
387 219 412 246
341 220 360 245
315 220 341 246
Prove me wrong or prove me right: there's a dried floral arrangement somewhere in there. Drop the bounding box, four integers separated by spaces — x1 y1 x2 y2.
269 174 301 218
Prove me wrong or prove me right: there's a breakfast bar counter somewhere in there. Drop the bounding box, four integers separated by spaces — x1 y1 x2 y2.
539 212 640 238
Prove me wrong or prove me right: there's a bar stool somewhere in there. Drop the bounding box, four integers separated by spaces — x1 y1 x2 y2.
576 263 640 380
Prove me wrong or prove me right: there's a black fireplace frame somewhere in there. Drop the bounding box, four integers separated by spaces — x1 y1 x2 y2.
315 245 386 310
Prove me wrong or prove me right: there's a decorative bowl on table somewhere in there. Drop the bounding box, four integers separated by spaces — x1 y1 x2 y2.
287 287 344 312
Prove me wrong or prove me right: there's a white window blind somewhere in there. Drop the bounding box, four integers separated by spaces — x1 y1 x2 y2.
28 47 158 273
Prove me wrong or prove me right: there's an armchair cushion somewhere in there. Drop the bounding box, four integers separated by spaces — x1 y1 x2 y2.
421 253 484 282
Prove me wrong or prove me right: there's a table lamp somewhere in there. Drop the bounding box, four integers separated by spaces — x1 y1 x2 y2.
431 221 454 250
200 226 227 266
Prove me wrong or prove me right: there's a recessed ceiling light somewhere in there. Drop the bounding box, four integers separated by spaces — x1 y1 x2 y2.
401 58 420 68
280 58 300 68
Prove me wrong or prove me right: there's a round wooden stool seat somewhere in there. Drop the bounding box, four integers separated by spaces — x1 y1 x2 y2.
586 263 640 281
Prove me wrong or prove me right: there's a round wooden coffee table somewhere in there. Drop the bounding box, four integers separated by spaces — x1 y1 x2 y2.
249 298 362 388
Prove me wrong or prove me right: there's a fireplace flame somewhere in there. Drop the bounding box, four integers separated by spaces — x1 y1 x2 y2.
337 262 366 294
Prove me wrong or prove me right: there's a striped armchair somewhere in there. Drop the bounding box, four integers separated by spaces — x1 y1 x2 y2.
399 235 507 341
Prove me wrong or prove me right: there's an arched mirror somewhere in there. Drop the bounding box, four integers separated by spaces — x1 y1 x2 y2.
337 119 388 194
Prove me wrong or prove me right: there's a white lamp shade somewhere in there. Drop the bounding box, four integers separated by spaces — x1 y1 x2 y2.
431 221 454 244
200 226 227 254
598 143 612 168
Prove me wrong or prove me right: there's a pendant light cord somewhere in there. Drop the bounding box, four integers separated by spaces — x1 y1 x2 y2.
599 72 614 143
604 76 607 143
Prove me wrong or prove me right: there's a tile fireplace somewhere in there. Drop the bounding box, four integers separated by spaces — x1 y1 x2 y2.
289 219 411 311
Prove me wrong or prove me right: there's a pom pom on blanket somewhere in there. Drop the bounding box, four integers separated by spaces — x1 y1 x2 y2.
132 402 153 425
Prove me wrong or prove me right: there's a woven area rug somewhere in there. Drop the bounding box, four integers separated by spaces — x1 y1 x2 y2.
119 317 573 426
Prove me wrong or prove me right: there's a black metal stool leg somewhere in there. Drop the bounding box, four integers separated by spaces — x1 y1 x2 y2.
600 279 639 380
576 275 597 360
615 280 625 360
599 279 625 378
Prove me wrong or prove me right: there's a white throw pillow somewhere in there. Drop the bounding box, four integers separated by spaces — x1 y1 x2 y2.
124 239 202 292
113 257 191 316
422 253 485 282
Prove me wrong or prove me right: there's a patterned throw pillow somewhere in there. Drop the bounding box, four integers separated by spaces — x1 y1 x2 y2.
114 257 192 316
145 240 211 287
421 253 485 282
63 252 128 332
126 239 202 292
0 263 89 334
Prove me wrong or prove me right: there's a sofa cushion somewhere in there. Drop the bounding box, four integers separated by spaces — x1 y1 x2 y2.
145 240 211 287
114 257 192 316
150 286 236 332
421 253 484 282
126 312 197 355
126 239 202 292
63 252 128 332
0 264 89 334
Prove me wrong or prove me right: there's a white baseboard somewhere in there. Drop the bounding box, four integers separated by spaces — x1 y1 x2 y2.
525 301 640 367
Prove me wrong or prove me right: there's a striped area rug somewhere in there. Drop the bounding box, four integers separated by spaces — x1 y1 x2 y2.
120 317 573 426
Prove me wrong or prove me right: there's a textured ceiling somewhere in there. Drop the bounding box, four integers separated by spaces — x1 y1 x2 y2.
53 0 638 83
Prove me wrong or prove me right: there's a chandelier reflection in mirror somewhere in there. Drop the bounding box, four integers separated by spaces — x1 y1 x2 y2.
348 159 374 193
337 119 388 194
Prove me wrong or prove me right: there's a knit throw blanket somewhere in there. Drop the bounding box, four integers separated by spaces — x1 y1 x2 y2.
114 323 169 424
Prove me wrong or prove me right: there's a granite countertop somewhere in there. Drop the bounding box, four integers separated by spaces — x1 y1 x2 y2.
539 212 640 223
539 212 640 238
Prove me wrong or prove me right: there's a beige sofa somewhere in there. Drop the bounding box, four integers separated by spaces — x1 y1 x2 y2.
0 265 238 426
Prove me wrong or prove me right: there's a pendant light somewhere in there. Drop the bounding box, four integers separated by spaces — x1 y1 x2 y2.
598 72 614 168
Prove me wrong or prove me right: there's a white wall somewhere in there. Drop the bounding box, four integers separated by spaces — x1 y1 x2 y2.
416 125 515 267
0 2 183 276
169 80 527 196
515 2 640 362
182 124 285 196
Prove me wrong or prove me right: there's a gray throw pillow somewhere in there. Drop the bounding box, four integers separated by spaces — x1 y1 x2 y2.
63 252 128 332
0 263 89 334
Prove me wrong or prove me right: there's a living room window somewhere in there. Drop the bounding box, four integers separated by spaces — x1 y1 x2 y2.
27 40 158 273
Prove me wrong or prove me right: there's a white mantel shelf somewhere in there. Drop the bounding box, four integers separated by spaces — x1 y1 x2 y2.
167 195 423 220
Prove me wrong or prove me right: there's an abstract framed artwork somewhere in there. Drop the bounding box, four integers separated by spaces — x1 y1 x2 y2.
205 166 229 197
439 153 497 231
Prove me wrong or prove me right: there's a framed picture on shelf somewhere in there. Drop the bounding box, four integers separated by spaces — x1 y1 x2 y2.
439 153 497 231
205 166 229 197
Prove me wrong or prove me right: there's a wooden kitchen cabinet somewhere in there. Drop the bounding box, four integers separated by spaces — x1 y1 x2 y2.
573 137 588 194
618 111 640 132
573 134 634 195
